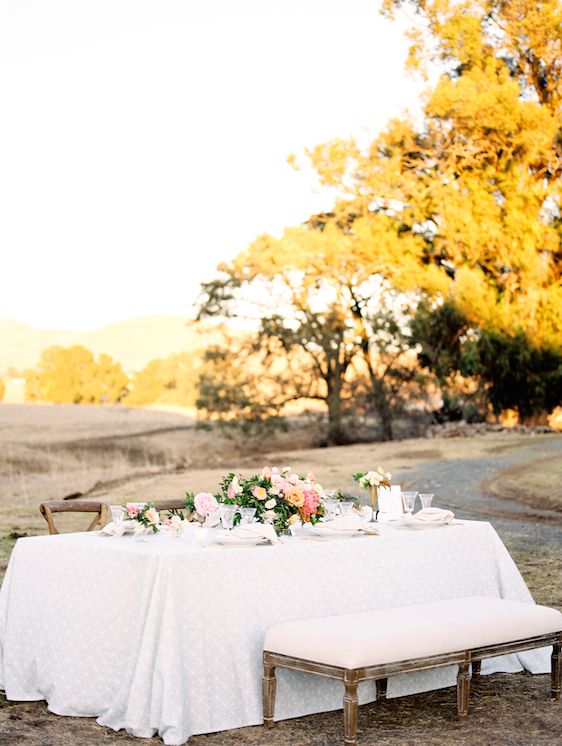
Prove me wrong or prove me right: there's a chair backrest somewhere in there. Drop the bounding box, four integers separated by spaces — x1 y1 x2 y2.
151 498 187 512
39 500 110 535
39 498 189 535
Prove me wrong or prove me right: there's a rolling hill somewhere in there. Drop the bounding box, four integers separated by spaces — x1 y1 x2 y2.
0 315 222 374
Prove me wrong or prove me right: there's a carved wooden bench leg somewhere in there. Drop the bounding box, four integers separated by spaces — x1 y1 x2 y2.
471 660 481 677
552 637 561 700
262 654 277 728
457 661 470 719
343 670 359 746
376 677 388 700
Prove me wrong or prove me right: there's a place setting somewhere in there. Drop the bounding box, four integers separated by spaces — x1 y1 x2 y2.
202 506 281 547
392 491 458 530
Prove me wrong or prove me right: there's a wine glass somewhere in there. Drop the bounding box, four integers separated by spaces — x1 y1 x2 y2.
323 499 339 521
220 504 237 530
239 507 257 524
110 505 125 524
338 500 355 516
419 493 434 509
401 491 418 515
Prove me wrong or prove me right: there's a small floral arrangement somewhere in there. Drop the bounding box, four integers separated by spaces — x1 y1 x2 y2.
353 467 392 491
181 491 221 524
162 513 188 536
126 502 161 534
217 466 326 533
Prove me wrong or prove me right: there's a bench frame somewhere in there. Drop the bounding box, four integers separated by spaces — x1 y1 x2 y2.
263 630 561 745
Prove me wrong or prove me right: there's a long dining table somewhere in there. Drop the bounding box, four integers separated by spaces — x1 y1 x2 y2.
0 520 552 745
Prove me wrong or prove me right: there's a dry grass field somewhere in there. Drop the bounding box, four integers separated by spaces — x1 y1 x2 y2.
0 402 561 745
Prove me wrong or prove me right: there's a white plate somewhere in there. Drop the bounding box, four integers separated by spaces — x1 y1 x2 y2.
308 527 363 539
396 516 447 528
208 534 268 547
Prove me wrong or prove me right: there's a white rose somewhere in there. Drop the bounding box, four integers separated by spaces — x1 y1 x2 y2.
168 515 185 535
265 498 276 509
262 509 278 523
230 476 243 495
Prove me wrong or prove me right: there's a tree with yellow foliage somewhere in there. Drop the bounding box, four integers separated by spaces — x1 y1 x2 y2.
24 346 128 404
198 0 561 431
303 0 562 422
125 352 201 408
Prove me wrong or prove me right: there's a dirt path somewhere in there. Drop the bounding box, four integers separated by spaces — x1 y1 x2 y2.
397 436 562 544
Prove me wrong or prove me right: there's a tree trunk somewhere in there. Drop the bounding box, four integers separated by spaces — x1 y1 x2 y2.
520 410 549 426
326 384 347 445
372 378 394 442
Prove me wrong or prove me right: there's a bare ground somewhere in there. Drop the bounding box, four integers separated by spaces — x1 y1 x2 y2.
1 671 560 746
0 403 561 745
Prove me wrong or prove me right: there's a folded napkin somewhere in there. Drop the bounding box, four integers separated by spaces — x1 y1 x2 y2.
412 508 455 525
316 515 379 536
99 520 135 536
230 523 280 544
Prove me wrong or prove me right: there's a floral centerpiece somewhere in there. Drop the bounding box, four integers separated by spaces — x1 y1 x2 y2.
352 467 392 519
216 466 326 533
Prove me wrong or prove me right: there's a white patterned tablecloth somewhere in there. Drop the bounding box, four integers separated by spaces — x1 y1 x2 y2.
0 521 551 745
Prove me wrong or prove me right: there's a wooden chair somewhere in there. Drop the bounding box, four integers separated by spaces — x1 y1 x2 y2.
39 500 111 535
39 498 189 534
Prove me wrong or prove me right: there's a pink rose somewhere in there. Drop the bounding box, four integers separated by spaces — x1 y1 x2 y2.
194 492 219 517
126 504 140 518
302 489 320 516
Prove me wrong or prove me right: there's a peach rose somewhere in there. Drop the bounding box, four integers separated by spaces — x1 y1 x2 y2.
284 487 305 508
144 507 160 525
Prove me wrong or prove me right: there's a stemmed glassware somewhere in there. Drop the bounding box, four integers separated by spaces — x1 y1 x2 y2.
219 504 238 530
401 491 418 515
110 505 125 524
323 496 339 521
419 493 434 509
239 507 257 524
338 500 355 516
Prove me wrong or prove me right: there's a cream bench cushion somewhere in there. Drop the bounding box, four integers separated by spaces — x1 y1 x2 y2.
264 596 562 669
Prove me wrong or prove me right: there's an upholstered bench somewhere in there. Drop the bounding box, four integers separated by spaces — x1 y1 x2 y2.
262 597 562 745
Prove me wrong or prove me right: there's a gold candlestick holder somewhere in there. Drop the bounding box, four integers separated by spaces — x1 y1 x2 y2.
369 485 378 522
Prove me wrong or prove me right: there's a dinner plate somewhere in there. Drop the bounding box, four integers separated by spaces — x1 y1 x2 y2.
396 515 447 528
208 534 268 547
308 527 363 539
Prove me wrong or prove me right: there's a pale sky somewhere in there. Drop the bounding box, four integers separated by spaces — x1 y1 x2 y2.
0 0 421 331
